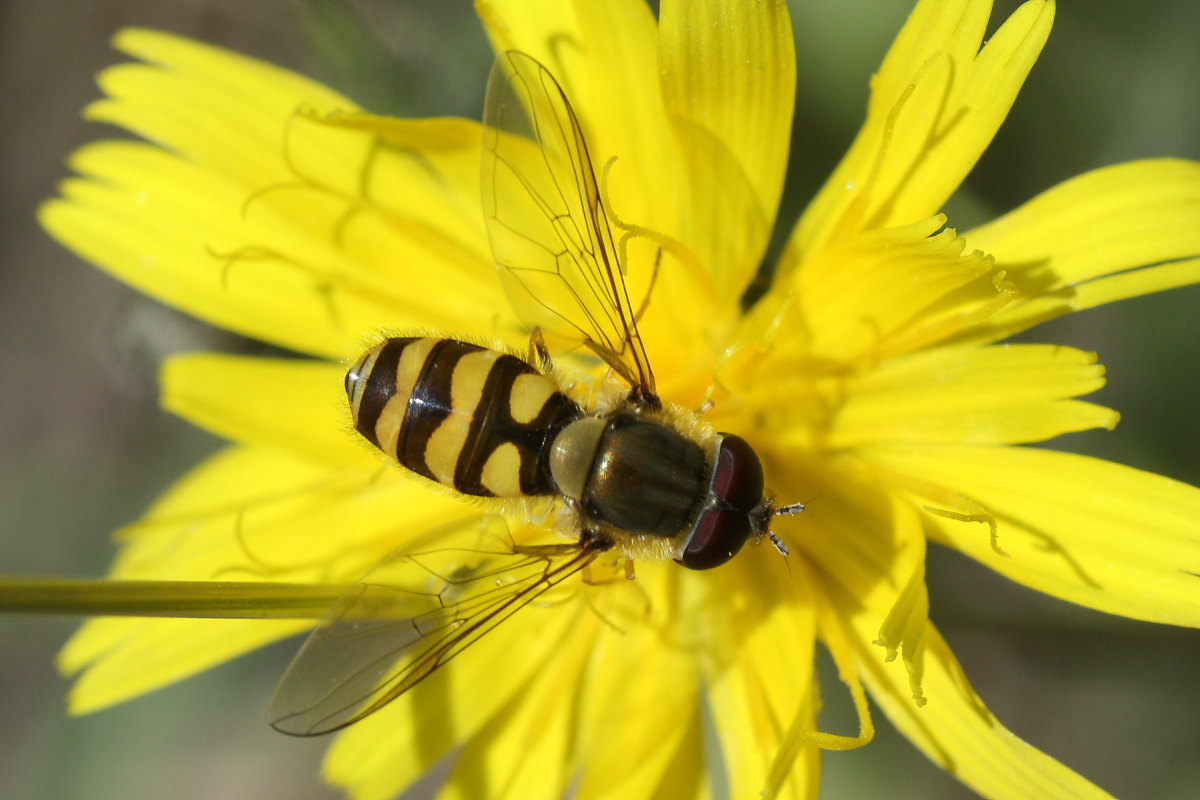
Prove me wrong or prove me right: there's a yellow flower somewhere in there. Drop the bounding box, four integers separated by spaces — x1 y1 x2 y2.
35 1 1200 799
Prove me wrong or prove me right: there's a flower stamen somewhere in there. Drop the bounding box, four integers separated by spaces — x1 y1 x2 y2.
873 559 929 707
600 154 717 309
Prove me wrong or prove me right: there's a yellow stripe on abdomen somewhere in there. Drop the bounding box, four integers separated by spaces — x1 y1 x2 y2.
347 337 582 498
480 442 524 496
423 349 500 486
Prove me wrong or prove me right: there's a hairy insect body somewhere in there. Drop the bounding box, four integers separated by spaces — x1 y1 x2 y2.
550 413 707 536
346 336 771 570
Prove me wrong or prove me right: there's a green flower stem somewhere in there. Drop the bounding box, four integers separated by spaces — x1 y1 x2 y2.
0 577 344 619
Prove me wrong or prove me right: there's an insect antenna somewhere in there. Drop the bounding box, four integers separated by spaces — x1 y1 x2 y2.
768 501 806 557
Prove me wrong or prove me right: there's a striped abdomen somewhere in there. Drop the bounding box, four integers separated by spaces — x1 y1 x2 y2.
345 337 581 497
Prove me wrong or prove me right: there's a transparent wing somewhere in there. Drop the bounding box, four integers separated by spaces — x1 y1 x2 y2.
269 516 601 736
482 50 658 406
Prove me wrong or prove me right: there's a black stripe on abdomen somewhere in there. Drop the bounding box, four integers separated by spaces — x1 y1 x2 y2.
454 354 580 496
352 338 406 448
398 339 482 481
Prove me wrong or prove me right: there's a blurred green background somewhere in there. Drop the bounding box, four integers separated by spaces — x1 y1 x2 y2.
1 1 1196 798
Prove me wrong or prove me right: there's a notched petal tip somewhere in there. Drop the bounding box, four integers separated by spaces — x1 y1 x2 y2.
873 560 929 707
785 0 1054 262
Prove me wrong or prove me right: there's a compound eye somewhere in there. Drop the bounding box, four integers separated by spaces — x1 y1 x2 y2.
677 507 752 570
675 434 768 570
711 434 765 514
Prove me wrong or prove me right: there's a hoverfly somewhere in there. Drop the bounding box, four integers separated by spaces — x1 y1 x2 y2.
269 51 803 737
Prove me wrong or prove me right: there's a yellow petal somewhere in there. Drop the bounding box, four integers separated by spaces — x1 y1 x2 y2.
808 582 875 754
39 143 368 358
659 0 796 290
651 116 769 310
964 159 1200 341
973 258 1200 344
477 50 715 383
856 624 1115 799
768 451 936 719
781 217 998 365
862 444 1200 626
573 562 700 798
774 457 925 650
42 30 503 358
98 28 356 182
847 486 930 706
706 557 819 799
809 452 1117 798
105 456 462 587
437 628 592 800
58 445 468 711
477 0 673 228
644 721 712 800
61 616 309 714
161 353 366 467
659 0 794 227
323 596 589 800
308 112 490 270
71 445 385 587
829 343 1118 447
478 0 741 387
971 160 1200 288
871 554 930 707
784 0 1054 265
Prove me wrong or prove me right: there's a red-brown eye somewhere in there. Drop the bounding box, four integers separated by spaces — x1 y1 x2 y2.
709 434 764 513
679 507 752 569
677 434 766 570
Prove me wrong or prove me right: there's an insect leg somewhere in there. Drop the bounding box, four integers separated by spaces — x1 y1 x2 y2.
527 326 553 373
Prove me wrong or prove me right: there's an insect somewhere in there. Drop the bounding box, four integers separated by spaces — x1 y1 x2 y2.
269 51 803 737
